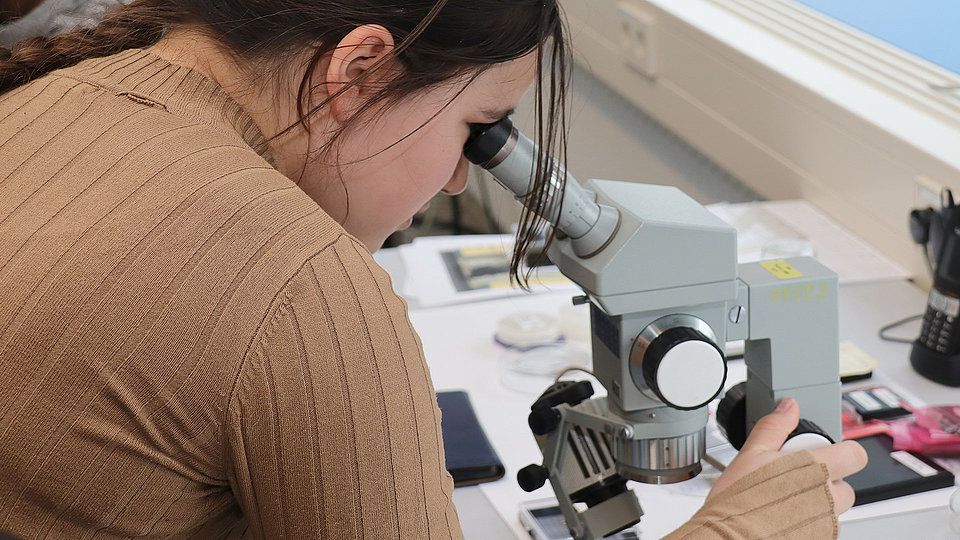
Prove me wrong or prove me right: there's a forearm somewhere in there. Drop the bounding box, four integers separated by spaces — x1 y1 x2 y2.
665 452 837 540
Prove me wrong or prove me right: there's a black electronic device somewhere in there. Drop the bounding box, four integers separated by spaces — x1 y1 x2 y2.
909 188 960 385
519 500 641 540
845 434 954 505
436 390 505 486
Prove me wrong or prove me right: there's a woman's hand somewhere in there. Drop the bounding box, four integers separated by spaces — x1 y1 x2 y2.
708 398 868 514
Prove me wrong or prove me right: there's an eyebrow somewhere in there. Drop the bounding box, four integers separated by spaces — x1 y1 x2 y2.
481 107 515 121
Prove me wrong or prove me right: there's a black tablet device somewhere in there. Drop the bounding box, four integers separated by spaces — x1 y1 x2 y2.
846 434 954 506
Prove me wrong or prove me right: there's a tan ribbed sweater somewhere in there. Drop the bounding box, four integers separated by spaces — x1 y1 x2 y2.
0 49 838 539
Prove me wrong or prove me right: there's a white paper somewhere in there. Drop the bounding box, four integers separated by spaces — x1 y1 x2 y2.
396 234 577 308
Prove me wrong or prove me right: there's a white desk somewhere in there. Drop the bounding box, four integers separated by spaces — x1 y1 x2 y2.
376 249 959 538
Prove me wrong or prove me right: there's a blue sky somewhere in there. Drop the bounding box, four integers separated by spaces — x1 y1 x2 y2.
795 0 960 73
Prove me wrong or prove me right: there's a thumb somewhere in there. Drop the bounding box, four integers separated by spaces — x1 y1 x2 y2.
740 398 800 453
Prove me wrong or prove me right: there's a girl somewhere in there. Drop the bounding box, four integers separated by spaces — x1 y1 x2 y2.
0 1 864 538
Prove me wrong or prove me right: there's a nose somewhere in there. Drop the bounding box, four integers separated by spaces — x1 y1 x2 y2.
441 155 469 196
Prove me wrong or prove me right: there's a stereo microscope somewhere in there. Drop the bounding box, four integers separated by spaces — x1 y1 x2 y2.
464 118 842 540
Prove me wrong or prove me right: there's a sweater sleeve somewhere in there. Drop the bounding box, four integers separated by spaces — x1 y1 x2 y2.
664 451 837 539
224 236 463 539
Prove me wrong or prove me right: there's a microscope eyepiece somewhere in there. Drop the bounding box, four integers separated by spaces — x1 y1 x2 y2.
464 117 516 168
462 115 620 257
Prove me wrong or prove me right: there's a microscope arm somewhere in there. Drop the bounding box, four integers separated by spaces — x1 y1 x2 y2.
719 262 842 449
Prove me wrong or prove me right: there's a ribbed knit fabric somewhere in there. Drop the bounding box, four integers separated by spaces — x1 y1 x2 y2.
0 49 462 539
666 451 838 539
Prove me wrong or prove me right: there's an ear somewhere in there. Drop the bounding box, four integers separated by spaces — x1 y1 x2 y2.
326 24 395 123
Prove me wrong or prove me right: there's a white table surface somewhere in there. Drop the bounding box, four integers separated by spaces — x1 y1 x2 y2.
376 248 960 539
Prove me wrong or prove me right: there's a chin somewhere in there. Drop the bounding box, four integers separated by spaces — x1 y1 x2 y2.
352 227 390 252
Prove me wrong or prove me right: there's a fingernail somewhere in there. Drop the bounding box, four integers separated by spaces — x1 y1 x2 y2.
776 398 796 412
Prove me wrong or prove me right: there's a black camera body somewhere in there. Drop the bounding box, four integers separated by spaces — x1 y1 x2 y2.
909 189 960 386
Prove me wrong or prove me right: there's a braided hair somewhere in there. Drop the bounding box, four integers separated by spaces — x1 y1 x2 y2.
0 1 174 94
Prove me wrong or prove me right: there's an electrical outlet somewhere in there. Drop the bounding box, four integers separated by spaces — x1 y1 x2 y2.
915 176 943 209
617 2 657 79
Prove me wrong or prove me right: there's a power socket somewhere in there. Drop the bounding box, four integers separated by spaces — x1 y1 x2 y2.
617 2 657 79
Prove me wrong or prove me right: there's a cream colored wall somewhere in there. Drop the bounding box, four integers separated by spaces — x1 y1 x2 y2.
463 63 758 234
558 0 951 287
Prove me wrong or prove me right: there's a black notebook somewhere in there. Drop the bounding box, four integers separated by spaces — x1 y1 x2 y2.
437 390 505 487
846 434 954 506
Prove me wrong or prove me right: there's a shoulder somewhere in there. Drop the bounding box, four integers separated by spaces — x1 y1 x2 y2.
227 235 426 448
237 233 416 389
251 235 410 355
221 240 458 540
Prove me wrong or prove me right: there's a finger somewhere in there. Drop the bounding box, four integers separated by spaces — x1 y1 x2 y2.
809 440 868 480
740 398 800 453
830 480 856 514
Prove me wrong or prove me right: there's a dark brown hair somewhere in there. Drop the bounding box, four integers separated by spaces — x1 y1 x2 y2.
0 0 569 285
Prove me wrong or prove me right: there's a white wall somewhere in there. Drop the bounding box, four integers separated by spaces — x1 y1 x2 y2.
465 62 758 233
559 0 960 287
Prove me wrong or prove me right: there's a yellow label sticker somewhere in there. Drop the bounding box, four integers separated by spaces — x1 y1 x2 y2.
487 276 571 289
760 260 804 280
459 244 506 257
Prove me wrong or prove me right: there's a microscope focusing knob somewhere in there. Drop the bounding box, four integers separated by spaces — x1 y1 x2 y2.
635 325 727 410
531 380 594 410
781 419 835 452
528 407 561 436
527 380 594 435
517 464 550 492
717 381 748 450
719 387 835 452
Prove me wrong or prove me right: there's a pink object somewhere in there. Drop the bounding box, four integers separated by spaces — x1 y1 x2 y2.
889 406 960 455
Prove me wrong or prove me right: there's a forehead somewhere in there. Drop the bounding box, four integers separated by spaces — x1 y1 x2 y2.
466 54 538 104
382 53 538 121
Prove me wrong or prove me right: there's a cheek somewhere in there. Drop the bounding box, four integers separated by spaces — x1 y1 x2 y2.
406 135 464 193
330 114 467 235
